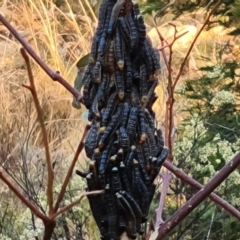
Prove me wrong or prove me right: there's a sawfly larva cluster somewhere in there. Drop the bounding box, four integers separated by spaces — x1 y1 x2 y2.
74 0 167 239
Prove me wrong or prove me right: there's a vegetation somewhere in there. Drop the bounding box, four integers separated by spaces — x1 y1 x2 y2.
0 0 240 239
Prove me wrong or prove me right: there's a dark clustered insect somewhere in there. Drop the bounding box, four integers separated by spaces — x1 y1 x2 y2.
74 0 168 239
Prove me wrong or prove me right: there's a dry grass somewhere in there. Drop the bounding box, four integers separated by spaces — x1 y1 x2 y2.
0 0 97 160
0 0 99 237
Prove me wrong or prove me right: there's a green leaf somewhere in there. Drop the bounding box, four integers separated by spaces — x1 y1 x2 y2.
76 53 90 68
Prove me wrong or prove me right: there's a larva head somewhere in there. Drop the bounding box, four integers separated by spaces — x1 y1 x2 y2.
140 133 147 143
118 91 125 100
141 96 148 103
117 60 124 70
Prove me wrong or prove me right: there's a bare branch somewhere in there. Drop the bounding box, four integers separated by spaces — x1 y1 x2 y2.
51 190 104 220
163 160 240 221
21 48 54 216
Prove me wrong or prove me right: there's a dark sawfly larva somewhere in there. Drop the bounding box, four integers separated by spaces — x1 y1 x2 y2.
145 36 161 76
108 0 126 35
137 15 146 52
89 160 98 181
140 64 148 103
121 102 131 129
99 104 123 149
111 167 122 192
105 184 118 240
147 93 158 114
119 162 132 194
141 139 151 171
82 74 93 109
146 125 158 158
98 1 114 54
118 126 130 151
139 178 149 220
118 16 130 43
136 146 150 183
98 71 109 102
138 108 147 143
75 169 88 178
120 190 143 233
93 61 102 83
156 129 165 156
91 93 101 119
114 26 125 70
86 174 106 235
95 0 108 38
105 40 115 74
115 68 125 100
84 122 99 158
125 145 136 181
126 107 138 143
88 83 98 112
124 51 132 91
144 108 155 130
143 42 155 80
116 192 137 239
132 0 140 17
98 138 114 175
102 92 118 126
90 33 98 63
132 159 141 206
157 146 168 166
126 10 138 50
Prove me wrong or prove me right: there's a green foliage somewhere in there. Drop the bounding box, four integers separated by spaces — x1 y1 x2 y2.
177 55 240 139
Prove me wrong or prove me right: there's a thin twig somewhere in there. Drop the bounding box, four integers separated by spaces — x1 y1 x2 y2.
0 170 48 221
21 48 54 216
54 125 90 212
0 13 83 103
51 190 104 220
172 0 223 90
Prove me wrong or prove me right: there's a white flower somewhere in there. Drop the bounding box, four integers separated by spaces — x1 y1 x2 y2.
210 90 236 107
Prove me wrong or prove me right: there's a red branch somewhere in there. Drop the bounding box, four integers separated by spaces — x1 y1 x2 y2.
157 152 240 238
163 160 240 221
154 0 223 230
21 48 55 216
172 0 222 90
